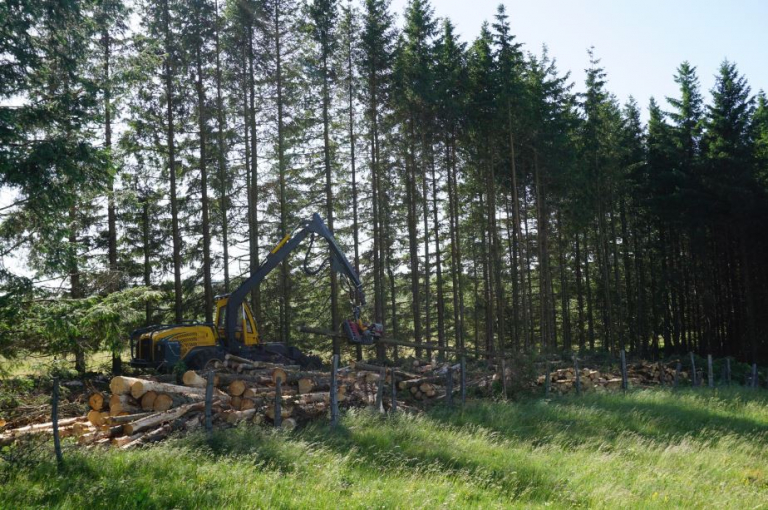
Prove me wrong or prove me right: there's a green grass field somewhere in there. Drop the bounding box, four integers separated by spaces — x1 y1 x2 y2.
1 388 767 509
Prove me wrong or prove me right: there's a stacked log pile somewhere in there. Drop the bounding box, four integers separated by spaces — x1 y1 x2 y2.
0 355 462 449
536 361 686 395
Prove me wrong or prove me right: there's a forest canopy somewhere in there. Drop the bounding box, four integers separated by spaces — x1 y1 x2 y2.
2 0 768 373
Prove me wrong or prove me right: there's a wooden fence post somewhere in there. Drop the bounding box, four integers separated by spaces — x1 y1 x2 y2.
375 367 385 414
330 354 339 427
205 370 214 433
460 356 466 406
726 358 731 385
52 377 63 468
620 350 628 392
274 376 282 428
545 362 551 397
707 355 714 388
690 353 697 387
574 355 581 396
446 365 454 407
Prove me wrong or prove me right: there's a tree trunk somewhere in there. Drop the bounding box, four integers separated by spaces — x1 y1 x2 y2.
68 205 86 374
575 233 585 351
406 117 422 357
430 143 445 359
421 132 432 358
346 25 362 361
142 197 152 325
274 2 290 345
320 50 340 353
195 45 213 323
213 0 229 292
102 24 122 374
247 21 261 324
162 0 183 323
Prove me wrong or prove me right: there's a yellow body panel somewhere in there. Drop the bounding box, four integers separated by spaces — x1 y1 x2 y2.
139 325 218 360
137 298 259 365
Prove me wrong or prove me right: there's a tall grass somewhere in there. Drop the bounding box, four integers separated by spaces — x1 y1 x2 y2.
1 388 766 509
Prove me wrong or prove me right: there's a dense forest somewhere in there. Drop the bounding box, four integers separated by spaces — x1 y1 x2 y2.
2 0 768 374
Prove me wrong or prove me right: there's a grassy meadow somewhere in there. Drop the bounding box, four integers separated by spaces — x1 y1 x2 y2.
1 388 767 509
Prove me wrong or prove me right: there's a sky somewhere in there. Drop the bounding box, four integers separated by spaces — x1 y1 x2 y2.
389 0 768 117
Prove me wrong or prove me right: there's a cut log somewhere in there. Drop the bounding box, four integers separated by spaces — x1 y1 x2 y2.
243 387 297 399
225 409 257 424
280 417 297 430
140 391 158 411
272 367 287 385
72 422 95 436
87 410 111 427
128 379 224 401
399 376 444 390
153 393 196 413
296 377 337 394
121 423 172 449
110 376 144 395
224 353 255 365
123 402 204 435
297 378 314 395
294 392 329 405
130 379 202 400
78 431 100 445
104 412 154 425
152 393 173 412
224 354 300 371
112 432 144 448
88 392 106 411
103 425 123 438
265 402 294 420
216 373 274 386
182 370 214 388
13 416 85 432
357 371 381 383
109 394 140 415
1 425 77 446
228 380 246 397
239 397 263 411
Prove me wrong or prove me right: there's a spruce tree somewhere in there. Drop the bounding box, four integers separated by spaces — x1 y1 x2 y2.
309 0 342 350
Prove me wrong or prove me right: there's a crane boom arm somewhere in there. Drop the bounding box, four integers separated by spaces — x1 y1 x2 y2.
224 213 364 349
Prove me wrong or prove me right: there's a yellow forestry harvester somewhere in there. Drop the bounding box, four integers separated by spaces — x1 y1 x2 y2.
129 213 382 371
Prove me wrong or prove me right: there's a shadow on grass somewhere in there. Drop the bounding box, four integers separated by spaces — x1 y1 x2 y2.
429 388 768 449
5 389 765 509
307 417 573 504
185 415 577 505
0 447 235 510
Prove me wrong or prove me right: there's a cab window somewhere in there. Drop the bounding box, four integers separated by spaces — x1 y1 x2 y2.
217 305 252 332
